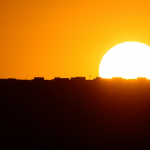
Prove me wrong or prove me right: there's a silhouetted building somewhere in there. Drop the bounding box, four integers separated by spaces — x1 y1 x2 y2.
52 78 70 84
70 77 86 82
6 78 18 83
94 77 102 80
53 77 69 81
7 78 17 80
33 77 44 81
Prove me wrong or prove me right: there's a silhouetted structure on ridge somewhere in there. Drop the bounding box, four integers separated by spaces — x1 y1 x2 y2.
53 77 70 81
71 77 86 81
7 78 17 81
34 77 44 81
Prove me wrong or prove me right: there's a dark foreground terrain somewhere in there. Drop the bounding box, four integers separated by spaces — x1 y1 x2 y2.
0 77 150 148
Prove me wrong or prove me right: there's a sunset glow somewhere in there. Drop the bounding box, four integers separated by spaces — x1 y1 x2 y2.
1 1 150 79
99 42 150 79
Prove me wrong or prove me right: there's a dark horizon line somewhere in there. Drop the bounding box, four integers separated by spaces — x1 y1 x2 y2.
0 76 149 81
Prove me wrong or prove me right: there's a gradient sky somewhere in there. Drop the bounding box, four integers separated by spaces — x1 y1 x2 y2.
1 0 150 79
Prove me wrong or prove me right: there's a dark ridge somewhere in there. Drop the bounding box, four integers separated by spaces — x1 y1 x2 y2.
0 77 150 149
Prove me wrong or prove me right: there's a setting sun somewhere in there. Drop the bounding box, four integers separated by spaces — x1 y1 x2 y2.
99 42 150 79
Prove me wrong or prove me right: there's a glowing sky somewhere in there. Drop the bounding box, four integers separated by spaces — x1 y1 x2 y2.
0 0 150 79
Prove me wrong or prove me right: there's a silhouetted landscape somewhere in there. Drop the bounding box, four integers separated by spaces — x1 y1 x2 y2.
1 77 150 148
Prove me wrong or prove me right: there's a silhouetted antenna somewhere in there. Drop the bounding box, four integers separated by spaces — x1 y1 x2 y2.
89 75 91 80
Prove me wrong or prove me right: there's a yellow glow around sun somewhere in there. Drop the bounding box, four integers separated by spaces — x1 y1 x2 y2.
99 42 150 79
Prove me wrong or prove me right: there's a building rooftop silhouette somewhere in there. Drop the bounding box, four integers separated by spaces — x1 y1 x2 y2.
70 77 86 81
33 77 44 81
53 77 69 80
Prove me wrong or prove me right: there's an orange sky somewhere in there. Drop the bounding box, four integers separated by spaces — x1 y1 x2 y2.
0 0 150 79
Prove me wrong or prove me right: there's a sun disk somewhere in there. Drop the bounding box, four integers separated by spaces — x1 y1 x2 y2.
99 42 150 79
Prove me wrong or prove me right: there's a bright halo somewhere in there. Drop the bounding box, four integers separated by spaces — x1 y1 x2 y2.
99 42 150 79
